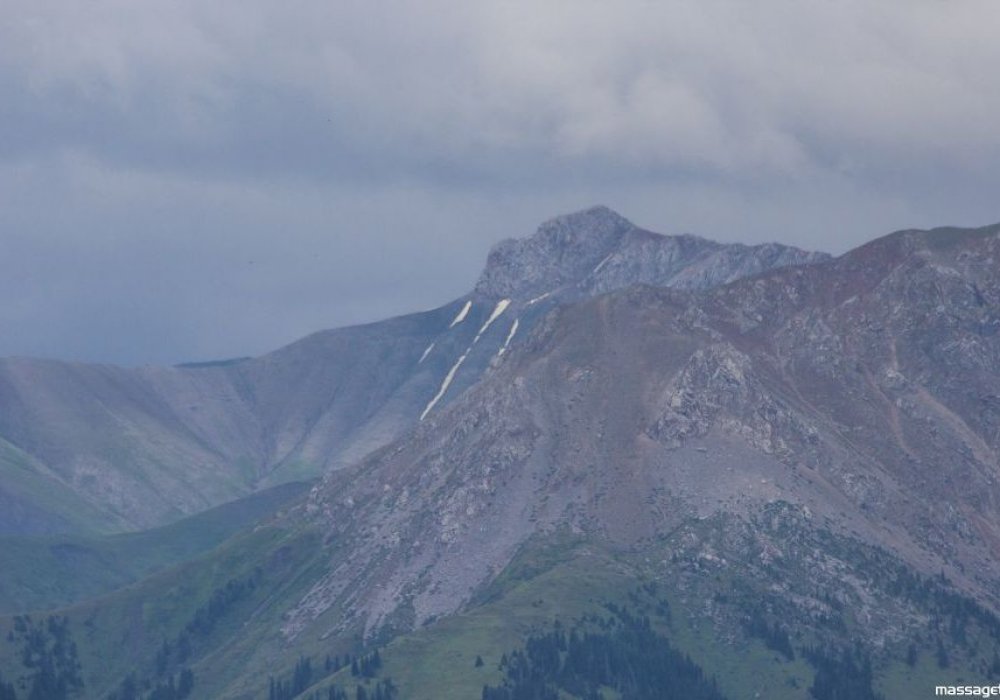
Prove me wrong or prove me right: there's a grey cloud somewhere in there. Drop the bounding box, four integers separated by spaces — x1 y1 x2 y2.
1 1 998 363
7 1 1000 182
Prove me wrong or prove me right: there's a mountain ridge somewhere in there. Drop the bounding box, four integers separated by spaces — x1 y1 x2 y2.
474 205 828 300
0 207 830 533
282 220 1000 642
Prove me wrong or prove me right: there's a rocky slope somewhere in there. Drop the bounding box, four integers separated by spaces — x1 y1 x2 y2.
0 207 824 532
476 205 825 299
281 220 1000 648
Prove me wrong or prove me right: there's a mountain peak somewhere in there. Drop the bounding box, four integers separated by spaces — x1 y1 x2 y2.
535 205 636 244
474 206 636 299
474 206 827 300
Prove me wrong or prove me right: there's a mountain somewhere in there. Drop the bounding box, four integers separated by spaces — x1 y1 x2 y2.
266 220 999 699
0 207 825 534
0 218 993 699
282 219 1000 639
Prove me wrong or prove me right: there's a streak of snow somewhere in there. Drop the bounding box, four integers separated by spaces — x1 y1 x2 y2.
497 318 519 357
526 292 551 306
473 298 511 344
418 342 435 364
420 351 468 420
592 253 614 274
448 300 472 328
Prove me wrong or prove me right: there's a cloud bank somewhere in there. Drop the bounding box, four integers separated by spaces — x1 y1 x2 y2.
2 0 998 363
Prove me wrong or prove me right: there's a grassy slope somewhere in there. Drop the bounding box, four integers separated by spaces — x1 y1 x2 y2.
0 437 123 535
293 535 995 700
288 537 816 700
0 518 331 700
0 481 312 614
376 550 817 700
0 523 992 699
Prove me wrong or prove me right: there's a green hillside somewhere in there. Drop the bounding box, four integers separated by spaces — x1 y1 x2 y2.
1 516 996 699
0 437 124 536
0 481 312 614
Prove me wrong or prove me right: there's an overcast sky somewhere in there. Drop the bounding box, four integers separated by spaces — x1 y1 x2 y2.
2 1 999 365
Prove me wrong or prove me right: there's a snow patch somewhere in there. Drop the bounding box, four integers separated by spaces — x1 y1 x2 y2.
526 292 551 306
592 253 614 274
473 299 511 344
420 352 468 420
418 342 435 364
497 318 519 357
448 301 472 328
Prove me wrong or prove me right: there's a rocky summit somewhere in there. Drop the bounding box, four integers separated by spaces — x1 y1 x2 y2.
474 205 826 300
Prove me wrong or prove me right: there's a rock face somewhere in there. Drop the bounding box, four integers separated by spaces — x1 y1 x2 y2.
475 205 826 300
0 207 825 533
474 206 639 299
284 222 1000 643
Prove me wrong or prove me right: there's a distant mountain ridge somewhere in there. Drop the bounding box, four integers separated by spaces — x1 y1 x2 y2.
0 207 827 533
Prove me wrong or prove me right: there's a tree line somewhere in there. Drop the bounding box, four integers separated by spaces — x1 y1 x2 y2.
268 649 393 700
3 615 83 700
481 607 728 700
